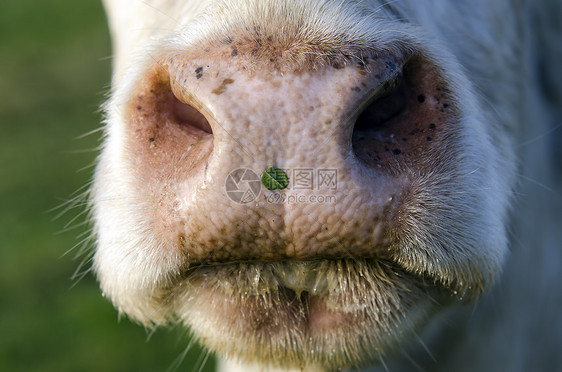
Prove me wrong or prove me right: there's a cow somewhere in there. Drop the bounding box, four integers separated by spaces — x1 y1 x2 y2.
92 0 562 371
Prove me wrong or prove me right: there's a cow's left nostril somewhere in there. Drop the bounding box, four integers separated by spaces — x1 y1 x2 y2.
354 73 407 132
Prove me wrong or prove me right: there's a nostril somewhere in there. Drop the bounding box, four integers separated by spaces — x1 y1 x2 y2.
169 89 213 134
126 64 214 171
352 55 453 171
354 73 407 132
129 65 213 144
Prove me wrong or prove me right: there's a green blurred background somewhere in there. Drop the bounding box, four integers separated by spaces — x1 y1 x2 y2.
0 1 214 370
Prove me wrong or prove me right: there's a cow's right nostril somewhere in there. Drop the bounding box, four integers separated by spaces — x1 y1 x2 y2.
130 67 212 141
126 64 214 175
170 88 212 134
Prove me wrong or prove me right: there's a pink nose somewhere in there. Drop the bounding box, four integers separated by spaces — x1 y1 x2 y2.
124 44 457 265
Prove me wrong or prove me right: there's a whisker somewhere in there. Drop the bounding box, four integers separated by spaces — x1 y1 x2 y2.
516 173 554 193
377 349 390 372
401 348 425 372
75 126 105 139
413 331 435 363
195 349 211 372
167 335 198 372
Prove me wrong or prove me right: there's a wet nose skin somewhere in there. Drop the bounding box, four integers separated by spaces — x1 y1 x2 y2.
126 45 439 265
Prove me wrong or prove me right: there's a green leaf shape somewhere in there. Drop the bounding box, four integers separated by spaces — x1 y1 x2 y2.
262 167 289 190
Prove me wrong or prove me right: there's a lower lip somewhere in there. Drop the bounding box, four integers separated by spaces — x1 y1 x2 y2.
305 295 351 333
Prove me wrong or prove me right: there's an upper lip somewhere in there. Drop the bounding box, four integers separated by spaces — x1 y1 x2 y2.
271 261 329 296
182 257 429 300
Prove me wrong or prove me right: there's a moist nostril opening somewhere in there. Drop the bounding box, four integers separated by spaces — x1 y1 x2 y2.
354 76 408 132
128 65 214 169
169 91 213 134
351 55 451 171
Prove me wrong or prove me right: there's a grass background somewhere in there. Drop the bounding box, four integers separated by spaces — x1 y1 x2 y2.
0 1 214 370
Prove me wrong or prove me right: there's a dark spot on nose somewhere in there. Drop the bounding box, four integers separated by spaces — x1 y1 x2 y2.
231 49 238 57
392 149 401 155
178 233 187 249
426 137 432 141
352 86 361 92
386 61 397 71
212 78 235 95
417 94 426 103
429 123 436 130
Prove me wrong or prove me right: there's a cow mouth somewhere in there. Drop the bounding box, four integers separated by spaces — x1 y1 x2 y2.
174 258 445 368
